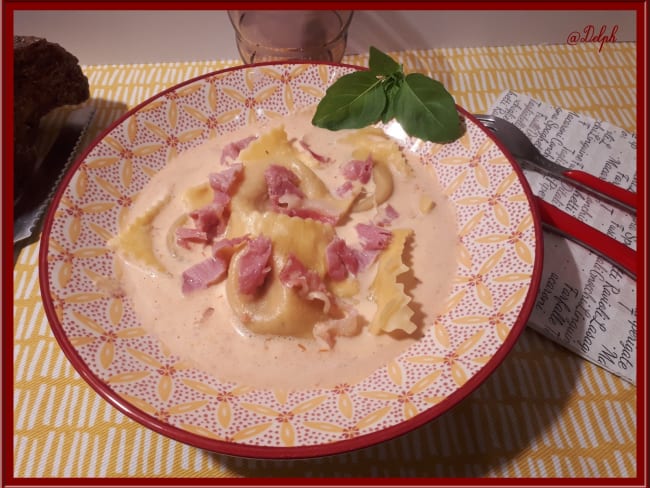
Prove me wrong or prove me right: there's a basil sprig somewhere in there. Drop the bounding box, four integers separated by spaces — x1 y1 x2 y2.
312 47 462 143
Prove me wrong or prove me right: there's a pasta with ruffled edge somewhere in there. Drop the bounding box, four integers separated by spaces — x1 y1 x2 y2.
368 228 415 335
223 127 419 341
111 119 427 347
108 194 171 275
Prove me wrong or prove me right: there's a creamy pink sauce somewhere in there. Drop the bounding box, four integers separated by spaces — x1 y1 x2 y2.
114 109 459 390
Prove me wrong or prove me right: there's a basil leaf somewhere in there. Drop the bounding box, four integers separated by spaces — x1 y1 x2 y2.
311 47 462 144
368 46 401 76
380 72 404 123
392 73 462 143
312 70 386 130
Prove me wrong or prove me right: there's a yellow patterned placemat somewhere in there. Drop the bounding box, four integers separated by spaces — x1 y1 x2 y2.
13 42 637 478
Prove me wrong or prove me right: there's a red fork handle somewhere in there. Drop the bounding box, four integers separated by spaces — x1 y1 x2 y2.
564 169 637 210
535 196 636 278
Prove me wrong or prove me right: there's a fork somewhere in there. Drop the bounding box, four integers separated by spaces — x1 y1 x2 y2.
473 114 636 215
473 113 636 278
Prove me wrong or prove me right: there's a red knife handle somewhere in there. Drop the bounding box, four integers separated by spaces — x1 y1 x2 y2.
535 197 636 278
563 169 637 210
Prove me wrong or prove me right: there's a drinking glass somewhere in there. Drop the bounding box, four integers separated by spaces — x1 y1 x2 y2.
228 10 353 64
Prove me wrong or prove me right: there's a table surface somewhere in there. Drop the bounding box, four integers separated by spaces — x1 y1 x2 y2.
13 42 637 479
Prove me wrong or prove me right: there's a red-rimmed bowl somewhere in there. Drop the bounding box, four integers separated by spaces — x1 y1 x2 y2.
40 62 543 459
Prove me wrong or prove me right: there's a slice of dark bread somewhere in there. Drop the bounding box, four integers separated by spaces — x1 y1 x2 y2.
13 36 90 192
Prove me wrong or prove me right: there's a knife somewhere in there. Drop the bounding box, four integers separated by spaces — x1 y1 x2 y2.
13 105 95 260
535 196 636 279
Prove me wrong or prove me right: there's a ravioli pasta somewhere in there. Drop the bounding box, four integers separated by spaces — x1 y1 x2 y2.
232 126 358 221
339 127 412 176
108 106 459 389
224 131 345 337
226 212 335 337
109 194 171 274
368 228 415 335
112 109 452 351
225 128 421 339
351 161 394 212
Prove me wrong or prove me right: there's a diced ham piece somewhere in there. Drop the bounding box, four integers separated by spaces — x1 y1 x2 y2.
355 249 381 271
189 181 234 237
375 204 400 227
187 164 242 240
335 180 354 197
238 235 273 295
182 257 227 294
325 237 360 281
175 227 209 249
189 200 228 236
284 206 338 225
212 189 230 207
264 164 338 224
209 163 243 193
299 140 332 164
189 203 221 232
264 164 305 206
212 235 249 259
220 136 256 165
279 254 334 313
341 156 373 184
313 310 361 350
384 204 399 220
180 235 251 294
325 238 348 281
356 223 392 251
279 254 322 295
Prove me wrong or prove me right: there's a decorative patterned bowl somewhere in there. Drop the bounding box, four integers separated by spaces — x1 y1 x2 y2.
40 62 543 459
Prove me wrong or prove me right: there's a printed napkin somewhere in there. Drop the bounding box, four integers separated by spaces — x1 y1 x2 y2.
489 90 637 385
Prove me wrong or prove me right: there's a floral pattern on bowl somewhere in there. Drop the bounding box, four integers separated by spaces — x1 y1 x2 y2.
41 62 542 458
